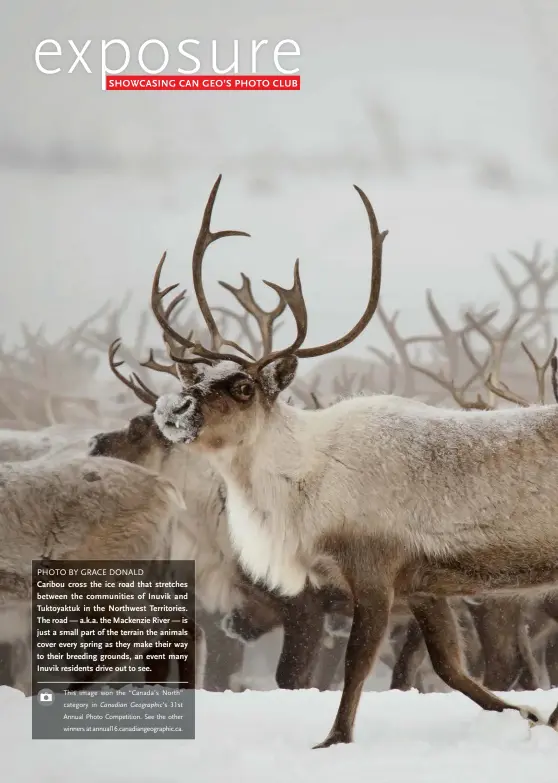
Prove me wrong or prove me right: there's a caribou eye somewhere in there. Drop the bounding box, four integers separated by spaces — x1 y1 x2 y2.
231 380 254 401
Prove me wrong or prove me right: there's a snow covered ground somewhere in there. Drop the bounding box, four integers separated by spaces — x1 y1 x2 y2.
2 685 558 782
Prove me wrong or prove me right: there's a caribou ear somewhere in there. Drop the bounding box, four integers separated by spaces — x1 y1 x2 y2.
260 355 298 399
176 363 203 386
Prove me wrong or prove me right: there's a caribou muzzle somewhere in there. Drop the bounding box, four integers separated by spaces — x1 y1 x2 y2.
154 392 204 444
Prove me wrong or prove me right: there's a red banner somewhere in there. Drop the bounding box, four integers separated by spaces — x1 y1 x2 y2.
105 75 300 91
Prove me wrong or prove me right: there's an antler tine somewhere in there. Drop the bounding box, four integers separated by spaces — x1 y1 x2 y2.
376 292 491 404
310 392 322 409
190 175 254 360
368 346 398 394
108 339 158 407
464 311 520 408
59 300 113 351
462 310 552 408
332 363 359 397
151 177 257 367
151 252 198 352
461 329 487 373
425 290 463 378
251 259 308 371
250 185 386 373
165 289 187 323
464 312 519 348
408 309 497 410
483 337 557 409
297 185 387 360
484 374 530 407
290 372 323 409
151 252 237 367
130 372 161 401
219 272 286 357
551 355 558 404
408 356 492 410
140 348 179 378
213 306 261 358
492 246 558 343
520 337 558 405
143 287 188 378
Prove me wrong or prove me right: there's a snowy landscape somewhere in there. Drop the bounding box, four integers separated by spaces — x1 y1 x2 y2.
3 0 558 779
3 0 558 355
3 686 558 782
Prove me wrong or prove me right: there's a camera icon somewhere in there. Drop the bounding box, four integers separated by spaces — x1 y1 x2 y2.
38 688 54 704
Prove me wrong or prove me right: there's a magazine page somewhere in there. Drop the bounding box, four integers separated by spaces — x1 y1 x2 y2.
2 1 558 780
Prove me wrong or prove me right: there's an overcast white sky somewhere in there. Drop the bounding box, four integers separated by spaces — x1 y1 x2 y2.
2 0 558 362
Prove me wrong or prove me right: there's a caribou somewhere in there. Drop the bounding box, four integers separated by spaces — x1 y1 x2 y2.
151 174 558 747
94 194 497 697
0 453 206 693
89 305 353 691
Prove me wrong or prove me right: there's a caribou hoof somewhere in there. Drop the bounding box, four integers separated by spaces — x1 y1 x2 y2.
312 729 352 749
519 706 545 727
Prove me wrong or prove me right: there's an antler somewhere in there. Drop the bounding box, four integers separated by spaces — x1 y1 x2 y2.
520 338 558 404
142 282 189 378
297 186 387 359
416 299 557 410
249 185 387 372
412 307 522 410
493 245 558 344
107 290 199 402
483 375 529 408
250 259 309 370
378 296 498 399
484 339 557 407
151 176 256 367
409 349 493 410
290 373 323 409
218 273 286 357
368 346 398 394
464 311 527 408
108 339 158 407
551 355 558 404
157 178 386 376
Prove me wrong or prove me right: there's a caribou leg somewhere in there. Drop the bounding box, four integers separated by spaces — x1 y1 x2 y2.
314 585 393 748
409 596 544 725
390 617 426 690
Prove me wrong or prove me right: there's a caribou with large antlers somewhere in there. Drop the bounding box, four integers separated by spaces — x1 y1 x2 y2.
91 267 354 691
152 174 558 747
96 190 494 697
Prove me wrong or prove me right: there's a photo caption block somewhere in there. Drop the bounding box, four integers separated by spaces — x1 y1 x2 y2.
31 559 195 739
